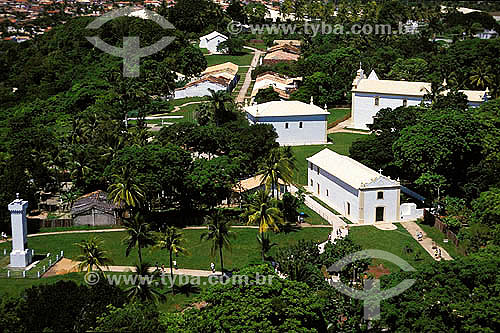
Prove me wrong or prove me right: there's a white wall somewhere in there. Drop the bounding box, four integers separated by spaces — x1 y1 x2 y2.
361 187 400 223
200 35 228 53
352 93 423 130
307 162 360 222
174 82 226 99
248 114 327 146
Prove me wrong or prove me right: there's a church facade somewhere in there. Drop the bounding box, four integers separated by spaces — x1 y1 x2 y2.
351 68 489 130
307 149 422 224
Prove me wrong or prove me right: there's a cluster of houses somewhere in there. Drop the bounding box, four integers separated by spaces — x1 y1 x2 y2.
173 62 239 99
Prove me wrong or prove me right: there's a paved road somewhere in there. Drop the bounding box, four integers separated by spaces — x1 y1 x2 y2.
236 49 262 104
400 221 453 261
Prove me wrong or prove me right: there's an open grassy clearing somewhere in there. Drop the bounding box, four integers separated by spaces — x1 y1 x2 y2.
327 108 351 124
348 224 433 272
0 228 330 272
205 50 254 67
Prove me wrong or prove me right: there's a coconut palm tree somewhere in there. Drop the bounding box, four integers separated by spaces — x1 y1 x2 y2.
75 237 112 273
123 212 155 265
154 226 189 291
258 148 295 199
125 262 166 303
207 89 232 126
256 232 277 261
200 209 235 277
107 167 145 210
242 190 283 234
469 66 493 90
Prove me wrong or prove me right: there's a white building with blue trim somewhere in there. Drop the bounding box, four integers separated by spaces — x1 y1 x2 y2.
244 100 329 146
307 149 423 224
351 68 489 130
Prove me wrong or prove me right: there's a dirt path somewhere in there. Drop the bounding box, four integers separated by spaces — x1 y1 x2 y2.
400 221 453 261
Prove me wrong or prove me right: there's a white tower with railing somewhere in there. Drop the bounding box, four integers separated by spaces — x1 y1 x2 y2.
8 194 32 267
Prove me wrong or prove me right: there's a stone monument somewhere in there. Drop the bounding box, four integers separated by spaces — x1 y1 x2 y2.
8 194 33 267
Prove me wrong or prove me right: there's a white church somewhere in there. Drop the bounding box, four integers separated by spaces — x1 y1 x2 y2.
351 68 489 130
307 149 423 224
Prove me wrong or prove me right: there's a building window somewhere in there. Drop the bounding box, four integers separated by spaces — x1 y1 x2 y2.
403 99 408 107
377 191 384 200
317 183 320 194
317 166 320 175
374 96 379 106
310 179 313 187
285 123 289 129
309 162 313 170
346 202 351 216
299 121 303 128
326 189 329 196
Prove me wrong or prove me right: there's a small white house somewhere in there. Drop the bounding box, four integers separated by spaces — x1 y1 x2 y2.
244 100 329 146
307 149 423 224
199 31 228 54
250 71 302 102
351 68 489 130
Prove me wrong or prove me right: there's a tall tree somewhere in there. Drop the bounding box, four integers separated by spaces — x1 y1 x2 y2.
124 262 166 303
123 213 155 265
74 236 112 273
154 226 189 290
107 167 145 210
258 147 295 199
242 190 283 234
200 209 235 276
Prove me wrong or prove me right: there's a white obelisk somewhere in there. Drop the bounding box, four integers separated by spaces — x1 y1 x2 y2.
8 194 32 267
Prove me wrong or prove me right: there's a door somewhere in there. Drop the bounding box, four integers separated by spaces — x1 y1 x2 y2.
376 207 384 222
317 183 320 195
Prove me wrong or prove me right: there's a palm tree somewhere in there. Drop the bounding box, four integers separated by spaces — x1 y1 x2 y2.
243 190 283 234
256 232 277 261
75 237 112 273
107 167 145 210
258 148 295 199
200 209 235 277
125 262 166 303
154 226 189 290
123 212 155 265
469 66 493 90
207 89 232 126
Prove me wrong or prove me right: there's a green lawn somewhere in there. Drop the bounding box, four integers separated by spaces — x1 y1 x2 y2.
298 204 330 225
416 222 464 259
205 51 254 67
291 133 366 185
0 228 330 273
349 224 433 272
327 108 351 125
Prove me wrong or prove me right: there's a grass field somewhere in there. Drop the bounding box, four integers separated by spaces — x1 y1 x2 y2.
291 133 366 185
298 204 330 225
205 50 254 67
327 108 351 124
0 228 330 272
349 224 433 272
